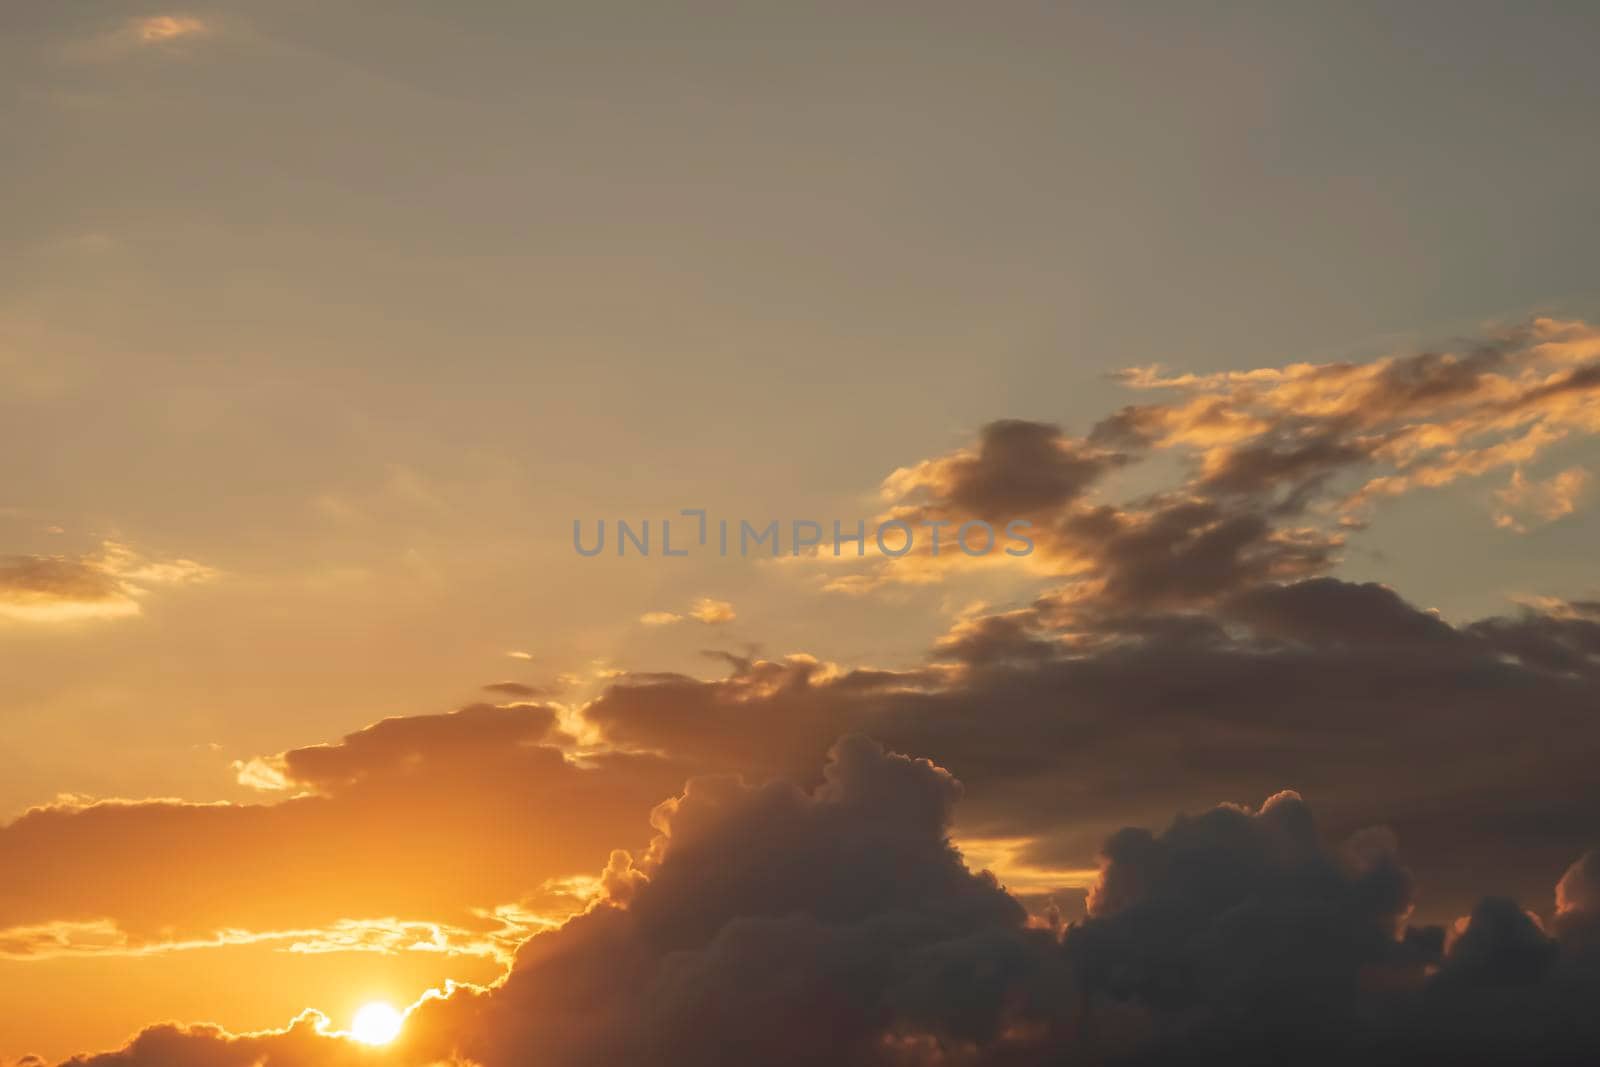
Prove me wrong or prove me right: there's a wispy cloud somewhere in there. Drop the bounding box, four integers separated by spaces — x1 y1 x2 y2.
640 597 736 626
639 610 683 626
64 13 213 61
1493 466 1589 533
0 541 215 623
0 912 554 963
134 15 208 44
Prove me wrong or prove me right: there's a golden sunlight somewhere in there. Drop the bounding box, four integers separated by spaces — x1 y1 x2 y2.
350 1002 404 1046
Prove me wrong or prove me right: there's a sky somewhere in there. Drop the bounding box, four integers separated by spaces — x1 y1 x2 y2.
4 3 1600 1064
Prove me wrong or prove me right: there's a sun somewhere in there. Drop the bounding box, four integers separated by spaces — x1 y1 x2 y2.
350 1001 404 1045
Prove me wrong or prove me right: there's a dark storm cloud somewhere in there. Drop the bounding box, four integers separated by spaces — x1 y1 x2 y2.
56 741 1600 1066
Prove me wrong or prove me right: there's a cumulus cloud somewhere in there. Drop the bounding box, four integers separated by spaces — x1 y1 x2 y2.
52 741 1600 1065
0 541 215 623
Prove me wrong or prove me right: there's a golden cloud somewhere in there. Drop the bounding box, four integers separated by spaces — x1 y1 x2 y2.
1493 466 1590 533
639 597 736 626
0 541 216 623
135 15 207 44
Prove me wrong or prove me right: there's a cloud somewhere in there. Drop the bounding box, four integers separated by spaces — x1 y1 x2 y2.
1493 466 1589 532
640 597 737 626
62 13 213 61
687 597 736 624
134 15 207 43
1219 576 1458 647
444 736 1052 1066
639 611 683 626
582 579 1600 921
0 556 135 623
0 914 542 965
56 738 1056 1065
56 1011 386 1067
882 419 1127 522
54 740 1600 1065
832 318 1600 595
0 703 688 952
0 541 215 623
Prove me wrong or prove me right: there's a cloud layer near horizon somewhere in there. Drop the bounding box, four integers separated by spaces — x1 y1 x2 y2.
48 737 1600 1066
0 704 687 957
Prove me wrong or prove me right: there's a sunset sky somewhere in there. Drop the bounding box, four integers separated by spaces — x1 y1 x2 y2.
5 4 1600 1064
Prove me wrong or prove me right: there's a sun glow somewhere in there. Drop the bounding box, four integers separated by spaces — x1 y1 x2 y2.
350 1001 404 1045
